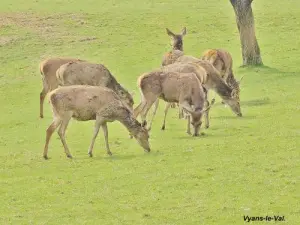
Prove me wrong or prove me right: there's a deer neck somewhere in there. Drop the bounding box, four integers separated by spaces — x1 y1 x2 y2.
214 79 232 100
227 73 240 91
117 109 141 136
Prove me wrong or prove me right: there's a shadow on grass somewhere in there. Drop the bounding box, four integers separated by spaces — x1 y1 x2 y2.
241 98 271 107
76 151 163 161
237 65 300 77
213 115 256 120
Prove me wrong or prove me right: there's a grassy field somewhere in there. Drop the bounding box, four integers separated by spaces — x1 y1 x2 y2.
1 0 299 224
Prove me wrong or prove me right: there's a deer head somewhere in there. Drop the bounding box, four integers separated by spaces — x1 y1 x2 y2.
166 27 187 51
224 92 242 117
182 104 213 136
131 123 151 152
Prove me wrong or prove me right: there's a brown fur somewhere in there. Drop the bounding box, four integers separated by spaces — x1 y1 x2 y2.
159 50 242 131
43 85 150 159
162 49 241 102
201 49 240 100
134 71 208 136
56 61 134 111
39 57 85 118
162 50 242 105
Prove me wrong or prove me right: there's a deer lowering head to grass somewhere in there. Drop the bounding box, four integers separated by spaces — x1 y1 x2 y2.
166 27 187 51
39 57 85 118
56 61 134 111
161 50 242 115
201 48 243 102
43 85 150 159
133 71 211 136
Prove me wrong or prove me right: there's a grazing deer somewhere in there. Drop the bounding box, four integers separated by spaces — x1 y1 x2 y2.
39 57 84 118
43 85 150 160
158 61 241 130
166 27 187 51
201 49 242 102
56 61 134 111
163 49 243 101
162 49 242 103
133 71 211 136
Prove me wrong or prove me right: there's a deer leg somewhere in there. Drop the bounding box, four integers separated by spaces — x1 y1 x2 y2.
43 117 62 159
101 123 112 156
133 101 146 119
186 115 191 135
148 99 159 131
40 87 48 119
203 88 210 129
203 99 210 129
57 113 73 159
161 102 171 130
140 99 156 129
88 118 103 157
178 105 184 119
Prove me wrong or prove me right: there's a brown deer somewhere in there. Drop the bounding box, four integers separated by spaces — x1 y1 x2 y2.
158 61 241 130
56 61 134 111
162 50 242 104
166 27 187 51
133 71 211 136
163 49 243 101
165 27 187 109
201 49 242 102
39 57 85 118
43 85 150 160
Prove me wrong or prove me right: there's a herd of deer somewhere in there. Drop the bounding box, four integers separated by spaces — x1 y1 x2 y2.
40 27 244 160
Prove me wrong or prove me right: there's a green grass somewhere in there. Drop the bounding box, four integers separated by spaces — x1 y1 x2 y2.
1 0 300 224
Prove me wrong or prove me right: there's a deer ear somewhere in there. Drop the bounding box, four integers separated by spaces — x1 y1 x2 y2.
181 27 187 36
166 28 175 37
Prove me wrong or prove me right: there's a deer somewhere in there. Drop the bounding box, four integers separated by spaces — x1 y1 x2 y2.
163 48 243 102
56 61 134 111
43 85 150 160
165 27 186 109
201 48 243 103
166 27 187 51
39 57 85 118
133 70 212 136
159 51 242 130
158 61 241 130
162 49 243 100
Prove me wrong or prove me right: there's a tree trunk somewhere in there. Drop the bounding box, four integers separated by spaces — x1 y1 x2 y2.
230 0 263 66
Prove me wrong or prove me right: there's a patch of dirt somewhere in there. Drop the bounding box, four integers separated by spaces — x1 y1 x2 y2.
0 36 18 46
0 12 88 39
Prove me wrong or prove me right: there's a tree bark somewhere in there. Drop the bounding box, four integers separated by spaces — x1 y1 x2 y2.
230 0 263 66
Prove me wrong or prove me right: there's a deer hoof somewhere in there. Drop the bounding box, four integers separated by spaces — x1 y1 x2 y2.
43 155 48 160
107 152 112 156
161 125 165 130
67 154 73 159
88 152 93 157
205 125 209 129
